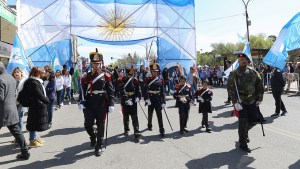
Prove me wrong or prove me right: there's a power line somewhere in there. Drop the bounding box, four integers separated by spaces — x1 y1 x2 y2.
196 13 245 23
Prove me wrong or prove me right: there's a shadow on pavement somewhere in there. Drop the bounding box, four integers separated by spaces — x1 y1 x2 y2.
43 127 85 138
261 116 275 124
0 131 13 138
289 159 300 169
8 142 93 169
185 142 255 169
210 121 239 132
212 110 233 119
0 144 21 158
105 133 134 147
212 104 232 111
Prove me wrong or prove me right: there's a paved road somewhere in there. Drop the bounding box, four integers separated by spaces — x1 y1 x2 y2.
1 88 300 169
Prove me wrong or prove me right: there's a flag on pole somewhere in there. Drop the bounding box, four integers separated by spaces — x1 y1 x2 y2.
7 34 31 75
53 54 61 72
224 33 252 77
237 33 252 63
264 12 300 69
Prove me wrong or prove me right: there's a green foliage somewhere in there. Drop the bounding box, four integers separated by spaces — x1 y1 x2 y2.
196 34 275 66
249 33 273 49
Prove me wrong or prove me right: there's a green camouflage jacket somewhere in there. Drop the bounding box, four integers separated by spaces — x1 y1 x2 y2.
227 66 264 105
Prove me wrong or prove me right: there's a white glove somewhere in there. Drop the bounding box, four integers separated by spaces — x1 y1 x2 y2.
198 97 204 103
109 106 114 113
145 99 151 106
78 104 85 110
234 103 243 111
161 104 166 108
135 97 140 103
256 101 261 107
125 100 133 106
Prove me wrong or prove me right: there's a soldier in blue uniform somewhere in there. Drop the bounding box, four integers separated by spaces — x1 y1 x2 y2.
270 67 288 117
173 76 193 134
144 62 166 137
119 64 143 140
79 49 115 156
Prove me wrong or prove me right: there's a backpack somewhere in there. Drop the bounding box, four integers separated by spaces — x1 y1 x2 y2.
17 79 31 107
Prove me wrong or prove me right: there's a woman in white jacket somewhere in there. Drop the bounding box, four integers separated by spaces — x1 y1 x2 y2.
12 67 28 132
55 70 64 109
63 70 72 104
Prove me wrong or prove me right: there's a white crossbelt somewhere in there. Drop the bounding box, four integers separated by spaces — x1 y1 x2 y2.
91 90 106 94
148 91 160 94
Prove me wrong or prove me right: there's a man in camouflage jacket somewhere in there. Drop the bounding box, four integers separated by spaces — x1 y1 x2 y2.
227 53 264 153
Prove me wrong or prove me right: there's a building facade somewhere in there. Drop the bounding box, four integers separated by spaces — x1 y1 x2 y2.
0 0 16 65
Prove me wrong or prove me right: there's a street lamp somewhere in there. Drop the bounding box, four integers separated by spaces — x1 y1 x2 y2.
241 0 251 42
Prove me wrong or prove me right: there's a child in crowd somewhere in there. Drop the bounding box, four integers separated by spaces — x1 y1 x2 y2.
194 81 213 133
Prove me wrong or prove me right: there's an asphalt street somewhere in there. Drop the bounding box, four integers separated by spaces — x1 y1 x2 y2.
1 88 300 169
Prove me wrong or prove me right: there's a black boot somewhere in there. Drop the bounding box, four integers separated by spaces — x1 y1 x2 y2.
239 144 251 153
94 124 104 157
205 126 212 133
94 146 102 157
281 111 288 116
16 151 30 160
180 128 184 134
183 128 189 132
134 133 143 142
271 113 280 117
160 128 165 137
124 129 129 136
90 136 96 147
147 124 152 131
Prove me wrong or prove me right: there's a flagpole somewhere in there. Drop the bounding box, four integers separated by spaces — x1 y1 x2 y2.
16 32 34 68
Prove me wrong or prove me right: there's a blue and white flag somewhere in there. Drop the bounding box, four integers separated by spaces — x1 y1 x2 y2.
237 33 252 63
264 12 300 69
7 34 31 75
18 0 195 75
224 33 252 77
224 60 239 78
52 54 61 72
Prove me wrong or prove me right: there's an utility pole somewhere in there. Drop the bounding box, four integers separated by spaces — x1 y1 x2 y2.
241 0 251 42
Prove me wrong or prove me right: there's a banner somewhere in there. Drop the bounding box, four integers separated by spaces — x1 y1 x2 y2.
7 34 31 75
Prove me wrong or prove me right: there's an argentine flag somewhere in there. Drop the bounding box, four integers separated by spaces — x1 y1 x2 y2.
7 34 32 75
264 12 300 69
224 34 251 77
53 55 61 72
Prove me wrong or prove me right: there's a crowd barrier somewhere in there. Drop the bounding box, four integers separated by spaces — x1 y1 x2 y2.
266 73 299 92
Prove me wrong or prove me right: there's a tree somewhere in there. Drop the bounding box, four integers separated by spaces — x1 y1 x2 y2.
249 33 273 49
111 52 142 68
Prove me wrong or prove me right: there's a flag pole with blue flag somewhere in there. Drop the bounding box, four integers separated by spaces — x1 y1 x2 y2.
264 12 300 70
53 54 61 72
224 33 252 77
7 34 33 75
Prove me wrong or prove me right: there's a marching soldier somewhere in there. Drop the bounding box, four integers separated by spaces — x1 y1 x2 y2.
227 53 264 153
119 64 143 140
79 49 115 156
173 76 193 134
270 67 288 117
144 62 166 137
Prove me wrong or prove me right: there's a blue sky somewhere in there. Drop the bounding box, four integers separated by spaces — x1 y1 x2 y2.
8 0 300 64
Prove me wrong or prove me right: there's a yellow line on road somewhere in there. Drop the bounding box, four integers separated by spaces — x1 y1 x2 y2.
264 125 300 141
